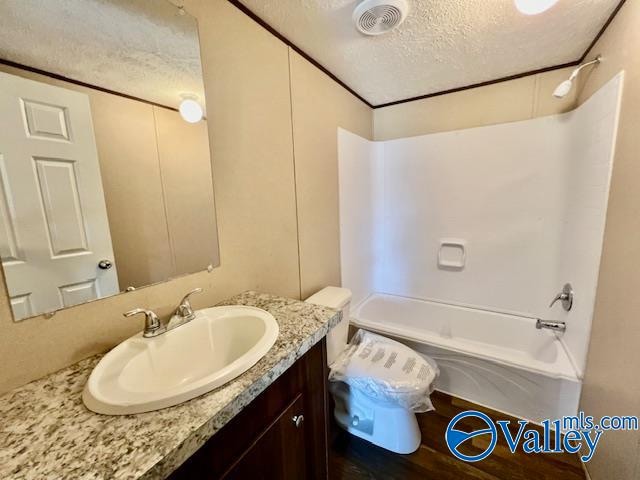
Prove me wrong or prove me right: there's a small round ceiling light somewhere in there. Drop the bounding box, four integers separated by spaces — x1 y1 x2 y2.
179 98 203 123
514 0 559 15
353 0 409 36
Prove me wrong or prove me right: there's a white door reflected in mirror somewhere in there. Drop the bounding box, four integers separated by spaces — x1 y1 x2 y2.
0 72 119 320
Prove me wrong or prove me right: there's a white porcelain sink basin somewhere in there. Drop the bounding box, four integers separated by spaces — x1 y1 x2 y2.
83 306 279 415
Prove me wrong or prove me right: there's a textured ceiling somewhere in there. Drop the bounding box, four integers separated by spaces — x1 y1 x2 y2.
0 0 205 110
239 0 621 106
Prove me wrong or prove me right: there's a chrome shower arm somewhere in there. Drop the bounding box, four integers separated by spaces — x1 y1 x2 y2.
569 55 602 81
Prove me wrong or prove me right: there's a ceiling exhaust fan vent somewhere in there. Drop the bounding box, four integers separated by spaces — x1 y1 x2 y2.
353 0 409 36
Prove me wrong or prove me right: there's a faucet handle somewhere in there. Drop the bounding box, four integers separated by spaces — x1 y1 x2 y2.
549 283 573 311
124 308 161 337
179 288 203 306
548 293 566 308
175 288 203 320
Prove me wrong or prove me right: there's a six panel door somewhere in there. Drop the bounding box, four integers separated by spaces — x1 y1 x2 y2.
0 71 119 319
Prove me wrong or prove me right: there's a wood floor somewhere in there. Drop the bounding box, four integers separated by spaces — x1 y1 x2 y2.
329 391 586 480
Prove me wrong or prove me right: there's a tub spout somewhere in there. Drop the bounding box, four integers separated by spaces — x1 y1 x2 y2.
536 319 566 333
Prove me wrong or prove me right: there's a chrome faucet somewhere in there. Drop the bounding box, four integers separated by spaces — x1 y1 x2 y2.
124 288 203 338
536 318 567 333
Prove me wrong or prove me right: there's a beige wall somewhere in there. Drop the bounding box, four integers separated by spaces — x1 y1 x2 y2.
289 50 373 299
154 106 220 278
373 67 578 140
91 98 174 289
191 0 300 301
0 0 371 393
573 1 640 478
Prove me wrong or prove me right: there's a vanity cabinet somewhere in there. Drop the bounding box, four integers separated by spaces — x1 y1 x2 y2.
168 339 329 480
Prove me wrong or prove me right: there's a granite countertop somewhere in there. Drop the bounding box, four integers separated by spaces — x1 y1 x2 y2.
0 291 341 480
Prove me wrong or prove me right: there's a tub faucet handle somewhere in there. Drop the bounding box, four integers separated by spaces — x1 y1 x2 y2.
549 283 573 311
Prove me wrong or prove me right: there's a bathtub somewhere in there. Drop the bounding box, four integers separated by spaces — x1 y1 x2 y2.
351 293 581 423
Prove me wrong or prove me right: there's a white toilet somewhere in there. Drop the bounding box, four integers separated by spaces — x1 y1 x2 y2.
306 286 436 454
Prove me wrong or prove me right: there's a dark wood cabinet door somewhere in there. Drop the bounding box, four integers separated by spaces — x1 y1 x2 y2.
223 394 307 480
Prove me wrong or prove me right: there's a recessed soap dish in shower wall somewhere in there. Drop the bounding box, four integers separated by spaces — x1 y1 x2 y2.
438 239 466 270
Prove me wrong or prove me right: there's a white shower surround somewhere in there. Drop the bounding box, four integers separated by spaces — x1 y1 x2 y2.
338 73 623 419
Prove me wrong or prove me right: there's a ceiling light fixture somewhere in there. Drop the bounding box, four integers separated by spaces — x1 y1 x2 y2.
179 96 203 123
514 0 559 15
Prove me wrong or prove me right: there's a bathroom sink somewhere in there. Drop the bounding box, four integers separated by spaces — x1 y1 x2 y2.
83 306 279 415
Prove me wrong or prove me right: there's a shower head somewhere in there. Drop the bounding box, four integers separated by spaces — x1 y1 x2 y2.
552 55 602 99
553 79 574 99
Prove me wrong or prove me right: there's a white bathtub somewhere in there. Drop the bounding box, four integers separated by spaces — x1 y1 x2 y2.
351 293 581 423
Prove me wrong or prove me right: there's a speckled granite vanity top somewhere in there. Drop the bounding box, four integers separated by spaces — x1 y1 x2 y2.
0 292 340 480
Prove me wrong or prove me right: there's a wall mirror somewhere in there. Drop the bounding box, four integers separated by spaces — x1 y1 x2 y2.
0 0 219 321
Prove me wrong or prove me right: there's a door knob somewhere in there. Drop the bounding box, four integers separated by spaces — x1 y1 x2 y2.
292 414 304 428
98 259 113 270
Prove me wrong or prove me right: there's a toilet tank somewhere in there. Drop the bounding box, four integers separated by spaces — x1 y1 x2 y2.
305 286 352 365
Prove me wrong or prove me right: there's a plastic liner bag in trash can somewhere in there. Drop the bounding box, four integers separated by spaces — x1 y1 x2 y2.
328 329 439 413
